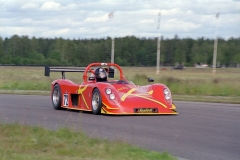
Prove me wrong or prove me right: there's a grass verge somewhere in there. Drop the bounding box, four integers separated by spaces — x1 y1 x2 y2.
0 66 239 103
0 123 175 160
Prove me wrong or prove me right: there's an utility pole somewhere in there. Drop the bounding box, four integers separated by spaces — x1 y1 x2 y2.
109 11 115 64
212 13 219 74
111 38 115 64
156 11 161 75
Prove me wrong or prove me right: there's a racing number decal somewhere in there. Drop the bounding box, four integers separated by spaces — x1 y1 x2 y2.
63 94 69 106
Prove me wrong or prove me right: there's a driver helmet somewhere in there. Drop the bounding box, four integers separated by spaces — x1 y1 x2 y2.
95 67 107 82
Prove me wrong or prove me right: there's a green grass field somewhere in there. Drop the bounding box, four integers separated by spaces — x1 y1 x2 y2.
0 123 175 160
0 66 239 159
0 66 239 103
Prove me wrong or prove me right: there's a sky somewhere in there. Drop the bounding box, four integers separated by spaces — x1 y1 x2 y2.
0 0 240 40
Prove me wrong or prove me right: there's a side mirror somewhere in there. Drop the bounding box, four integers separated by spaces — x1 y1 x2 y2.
108 68 114 78
148 78 154 83
44 66 50 77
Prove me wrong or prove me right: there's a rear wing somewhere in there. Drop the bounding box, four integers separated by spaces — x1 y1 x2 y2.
44 66 115 80
44 66 85 79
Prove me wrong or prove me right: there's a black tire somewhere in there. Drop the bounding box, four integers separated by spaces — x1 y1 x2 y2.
52 84 62 110
91 88 102 115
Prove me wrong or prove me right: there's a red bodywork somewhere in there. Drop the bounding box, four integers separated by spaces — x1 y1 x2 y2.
48 62 178 115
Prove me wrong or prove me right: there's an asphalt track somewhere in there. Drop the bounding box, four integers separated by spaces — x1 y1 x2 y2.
0 94 239 160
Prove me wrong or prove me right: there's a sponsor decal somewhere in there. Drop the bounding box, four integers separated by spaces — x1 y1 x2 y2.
134 108 158 113
117 87 129 91
63 94 69 106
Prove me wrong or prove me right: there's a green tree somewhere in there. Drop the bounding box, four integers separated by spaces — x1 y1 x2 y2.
9 35 21 57
174 49 186 64
0 37 4 63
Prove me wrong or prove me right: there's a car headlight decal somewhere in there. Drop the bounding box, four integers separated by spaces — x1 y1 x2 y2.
105 88 115 100
105 88 112 94
109 93 115 100
164 88 171 100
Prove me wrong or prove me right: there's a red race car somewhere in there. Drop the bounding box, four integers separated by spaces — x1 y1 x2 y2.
45 62 178 115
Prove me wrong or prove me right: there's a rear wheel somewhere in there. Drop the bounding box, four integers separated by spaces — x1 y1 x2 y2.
92 88 102 115
52 84 62 110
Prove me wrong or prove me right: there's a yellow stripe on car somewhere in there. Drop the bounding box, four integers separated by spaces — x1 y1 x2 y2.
121 88 136 101
78 85 89 109
121 89 167 108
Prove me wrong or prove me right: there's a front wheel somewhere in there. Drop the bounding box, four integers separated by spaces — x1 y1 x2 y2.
91 88 102 115
52 84 62 110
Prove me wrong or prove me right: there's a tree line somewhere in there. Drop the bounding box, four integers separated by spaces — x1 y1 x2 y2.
0 35 239 67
